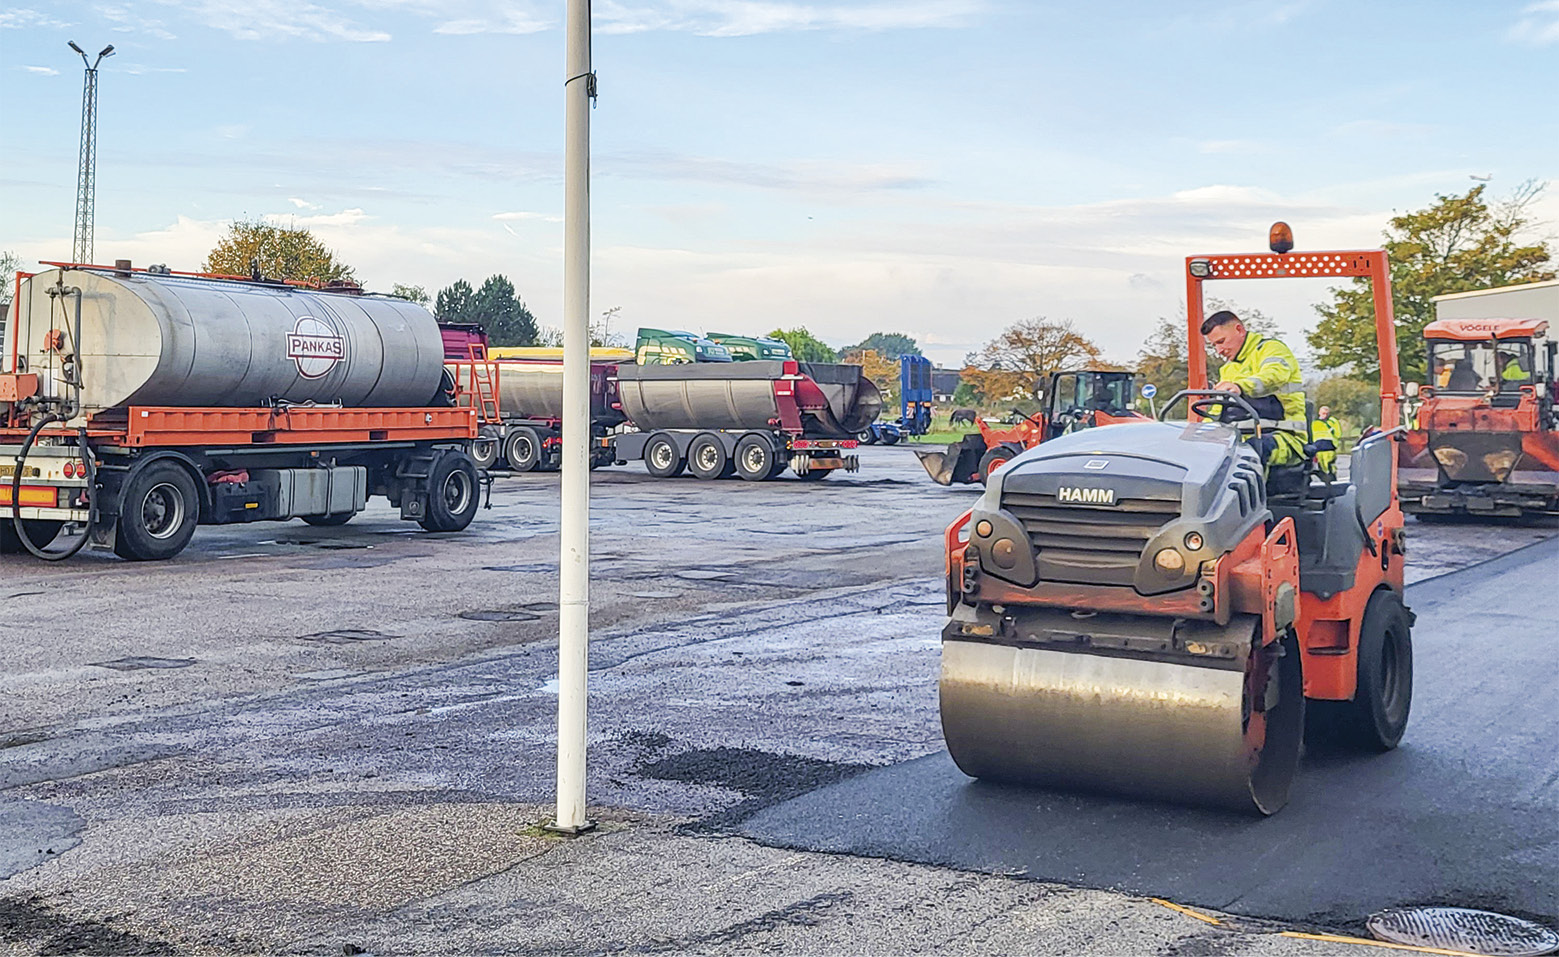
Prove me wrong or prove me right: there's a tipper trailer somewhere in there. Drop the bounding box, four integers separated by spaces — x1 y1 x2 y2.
447 350 884 481
2 263 482 561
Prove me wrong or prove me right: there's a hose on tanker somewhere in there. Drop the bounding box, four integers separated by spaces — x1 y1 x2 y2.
9 413 94 561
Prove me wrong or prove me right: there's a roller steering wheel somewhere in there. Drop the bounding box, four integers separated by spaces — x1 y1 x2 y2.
1158 389 1264 435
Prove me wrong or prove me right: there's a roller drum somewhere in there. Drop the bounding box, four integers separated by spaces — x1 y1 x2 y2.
940 618 1302 814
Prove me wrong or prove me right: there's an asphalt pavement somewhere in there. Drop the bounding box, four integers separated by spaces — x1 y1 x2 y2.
0 446 1554 955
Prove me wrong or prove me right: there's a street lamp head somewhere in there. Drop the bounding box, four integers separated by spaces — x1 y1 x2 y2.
99 45 115 57
68 40 85 54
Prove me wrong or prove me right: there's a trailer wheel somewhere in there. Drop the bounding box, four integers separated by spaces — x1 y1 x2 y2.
0 520 62 554
688 433 730 480
1305 589 1413 751
881 430 900 446
735 434 778 481
642 433 685 478
504 427 542 472
857 429 877 445
471 427 501 470
114 461 199 561
796 467 833 481
302 512 354 527
419 452 481 532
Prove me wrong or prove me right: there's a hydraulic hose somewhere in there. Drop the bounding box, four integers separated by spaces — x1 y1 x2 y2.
9 413 93 561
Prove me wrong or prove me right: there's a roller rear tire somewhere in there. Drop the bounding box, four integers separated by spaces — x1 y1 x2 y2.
1305 589 1413 751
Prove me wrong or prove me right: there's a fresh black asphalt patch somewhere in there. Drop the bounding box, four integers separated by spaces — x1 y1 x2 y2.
733 537 1559 929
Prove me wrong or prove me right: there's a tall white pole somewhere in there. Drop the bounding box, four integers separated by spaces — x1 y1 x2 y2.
551 0 594 834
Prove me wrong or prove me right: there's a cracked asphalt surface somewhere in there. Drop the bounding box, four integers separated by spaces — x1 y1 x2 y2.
0 446 1554 955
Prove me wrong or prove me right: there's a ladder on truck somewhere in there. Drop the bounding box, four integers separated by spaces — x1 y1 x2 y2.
465 343 501 425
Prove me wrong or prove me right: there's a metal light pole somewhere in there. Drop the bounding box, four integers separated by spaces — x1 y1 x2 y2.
549 0 595 835
68 41 114 265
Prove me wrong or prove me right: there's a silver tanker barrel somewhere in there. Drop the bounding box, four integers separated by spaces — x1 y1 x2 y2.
614 360 882 438
467 356 627 428
4 266 447 422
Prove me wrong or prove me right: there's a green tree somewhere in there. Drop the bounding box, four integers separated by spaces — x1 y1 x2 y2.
203 220 356 284
435 276 538 346
843 332 921 359
768 327 838 363
1308 183 1555 382
1309 375 1380 435
391 283 430 305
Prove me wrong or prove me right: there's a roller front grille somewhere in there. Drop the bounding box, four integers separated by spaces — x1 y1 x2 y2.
1001 491 1181 586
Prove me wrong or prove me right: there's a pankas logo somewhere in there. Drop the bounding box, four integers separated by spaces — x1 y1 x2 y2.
287 316 345 379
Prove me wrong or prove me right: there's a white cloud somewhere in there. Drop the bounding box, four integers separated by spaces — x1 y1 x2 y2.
595 0 984 37
493 210 563 222
1509 0 1559 44
606 149 933 194
433 10 551 35
267 208 371 228
0 9 69 29
289 197 323 210
150 0 391 41
99 5 178 39
21 66 59 76
121 65 190 75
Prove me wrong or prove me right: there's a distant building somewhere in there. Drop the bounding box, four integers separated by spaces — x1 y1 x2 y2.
931 367 963 402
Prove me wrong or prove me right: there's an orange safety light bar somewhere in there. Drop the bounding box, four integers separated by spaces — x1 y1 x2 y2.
1185 224 1403 431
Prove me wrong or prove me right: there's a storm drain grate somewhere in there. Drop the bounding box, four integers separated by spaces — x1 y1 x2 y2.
1368 907 1559 956
91 657 196 671
295 629 395 644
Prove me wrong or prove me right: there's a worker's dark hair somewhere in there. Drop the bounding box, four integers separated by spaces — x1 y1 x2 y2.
1199 310 1242 336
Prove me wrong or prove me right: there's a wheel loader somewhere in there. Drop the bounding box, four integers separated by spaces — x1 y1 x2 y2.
939 225 1413 814
916 369 1148 485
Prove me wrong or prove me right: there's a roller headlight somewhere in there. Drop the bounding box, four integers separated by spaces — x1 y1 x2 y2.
1153 548 1186 573
1184 531 1203 551
976 520 993 537
992 538 1019 569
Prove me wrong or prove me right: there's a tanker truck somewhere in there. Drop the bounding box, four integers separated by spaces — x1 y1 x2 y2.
447 352 881 480
2 262 483 561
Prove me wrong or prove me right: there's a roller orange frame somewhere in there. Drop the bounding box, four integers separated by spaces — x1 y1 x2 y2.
1184 245 1407 702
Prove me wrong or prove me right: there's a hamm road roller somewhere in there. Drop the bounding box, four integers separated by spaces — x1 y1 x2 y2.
941 227 1413 814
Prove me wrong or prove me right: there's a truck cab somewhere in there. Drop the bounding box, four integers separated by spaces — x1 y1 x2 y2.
635 328 733 365
706 332 794 361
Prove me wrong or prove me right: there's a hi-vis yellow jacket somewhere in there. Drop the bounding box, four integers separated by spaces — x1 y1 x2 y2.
1218 333 1306 424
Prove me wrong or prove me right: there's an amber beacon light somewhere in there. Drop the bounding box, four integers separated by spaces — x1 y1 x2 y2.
1269 221 1295 254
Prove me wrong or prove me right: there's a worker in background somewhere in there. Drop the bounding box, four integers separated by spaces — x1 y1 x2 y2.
1496 350 1529 388
1311 405 1342 478
1203 310 1307 467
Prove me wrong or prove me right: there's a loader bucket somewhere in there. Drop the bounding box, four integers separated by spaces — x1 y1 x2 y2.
915 436 986 486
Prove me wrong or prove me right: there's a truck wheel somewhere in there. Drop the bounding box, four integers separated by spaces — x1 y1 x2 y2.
688 433 730 480
1305 590 1413 751
796 467 833 481
302 512 354 527
504 427 542 472
856 429 877 445
471 427 501 470
767 453 791 479
114 461 199 561
0 520 62 554
419 452 481 532
644 433 686 478
735 434 778 481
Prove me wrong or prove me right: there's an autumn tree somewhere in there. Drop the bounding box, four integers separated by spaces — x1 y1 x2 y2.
1135 300 1281 402
437 275 538 347
203 220 356 284
961 318 1101 404
768 327 838 363
841 348 900 407
842 332 921 359
1308 183 1555 381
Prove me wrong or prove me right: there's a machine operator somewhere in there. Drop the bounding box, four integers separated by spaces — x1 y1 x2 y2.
1202 309 1307 467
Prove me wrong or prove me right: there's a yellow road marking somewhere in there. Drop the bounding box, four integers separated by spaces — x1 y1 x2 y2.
1149 900 1489 957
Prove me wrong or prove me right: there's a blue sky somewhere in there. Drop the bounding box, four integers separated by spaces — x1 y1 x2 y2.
2 1 1555 368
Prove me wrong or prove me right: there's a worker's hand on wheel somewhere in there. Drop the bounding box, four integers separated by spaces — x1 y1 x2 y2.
1213 381 1243 395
